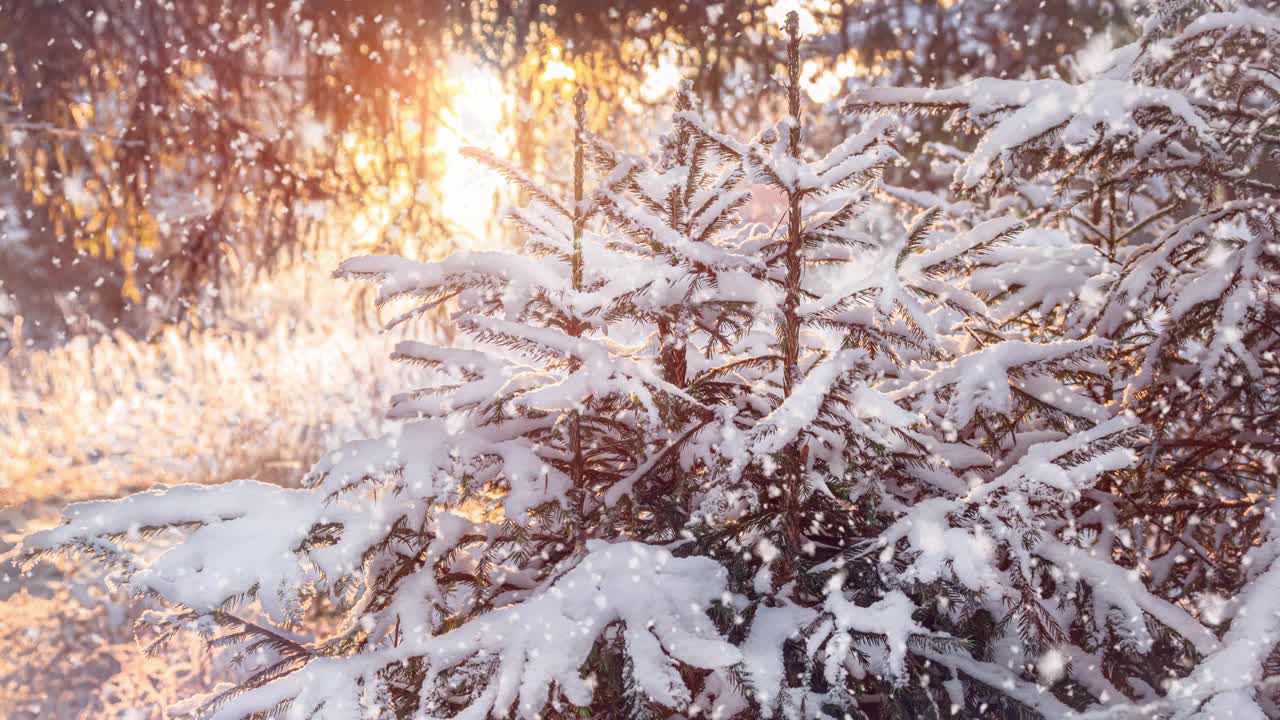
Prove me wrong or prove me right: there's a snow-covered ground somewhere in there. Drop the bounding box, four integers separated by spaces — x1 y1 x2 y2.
0 269 411 718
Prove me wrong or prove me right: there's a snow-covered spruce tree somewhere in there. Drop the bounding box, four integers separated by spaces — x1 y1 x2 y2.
620 14 1146 719
17 11 1254 720
848 1 1280 716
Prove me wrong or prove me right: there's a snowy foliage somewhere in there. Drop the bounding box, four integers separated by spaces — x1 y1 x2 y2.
19 4 1280 719
847 1 1280 716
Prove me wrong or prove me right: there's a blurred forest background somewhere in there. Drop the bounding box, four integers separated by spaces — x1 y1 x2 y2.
1 0 1124 346
1 0 1136 716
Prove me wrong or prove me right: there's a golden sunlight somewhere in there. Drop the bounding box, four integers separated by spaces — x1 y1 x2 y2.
802 58 843 103
640 53 684 103
344 60 513 254
435 61 514 248
764 0 830 35
540 45 577 83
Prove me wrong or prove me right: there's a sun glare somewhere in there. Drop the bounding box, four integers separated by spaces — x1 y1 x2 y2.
343 60 513 254
764 0 829 35
435 62 514 248
541 45 577 83
803 58 842 103
640 54 684 102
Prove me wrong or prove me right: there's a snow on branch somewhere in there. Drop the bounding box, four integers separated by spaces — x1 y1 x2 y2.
845 77 1217 192
202 542 740 720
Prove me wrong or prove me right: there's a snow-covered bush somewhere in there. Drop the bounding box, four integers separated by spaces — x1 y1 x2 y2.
18 5 1280 719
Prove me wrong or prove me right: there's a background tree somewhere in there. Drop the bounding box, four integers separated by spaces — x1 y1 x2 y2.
1 0 1121 350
